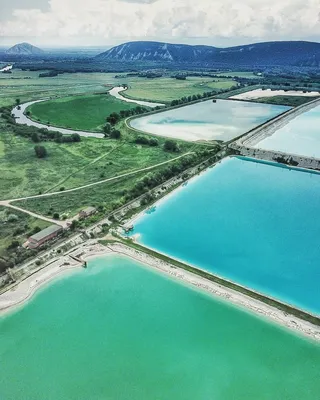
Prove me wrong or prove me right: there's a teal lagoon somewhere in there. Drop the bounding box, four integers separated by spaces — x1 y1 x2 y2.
130 157 320 314
256 104 320 158
130 99 289 141
0 255 319 400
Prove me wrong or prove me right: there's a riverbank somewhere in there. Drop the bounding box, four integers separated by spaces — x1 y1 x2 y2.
1 240 319 341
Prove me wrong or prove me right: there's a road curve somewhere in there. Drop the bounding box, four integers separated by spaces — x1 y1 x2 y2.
109 87 165 108
12 100 105 139
12 87 164 139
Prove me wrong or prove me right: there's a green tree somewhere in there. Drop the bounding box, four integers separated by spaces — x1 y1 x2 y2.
149 138 159 147
164 140 179 152
110 129 121 139
103 122 112 136
71 133 81 142
34 145 47 158
53 212 60 220
31 132 40 143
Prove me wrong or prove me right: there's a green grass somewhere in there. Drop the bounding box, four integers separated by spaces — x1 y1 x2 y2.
123 77 238 103
0 70 122 107
0 69 236 108
253 95 319 107
13 172 149 218
0 120 193 200
0 206 50 263
28 93 138 131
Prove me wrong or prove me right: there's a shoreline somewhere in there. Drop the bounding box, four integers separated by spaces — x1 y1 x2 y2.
1 241 319 342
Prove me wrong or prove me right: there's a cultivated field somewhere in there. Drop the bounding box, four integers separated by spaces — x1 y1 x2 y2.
123 77 238 103
28 94 138 131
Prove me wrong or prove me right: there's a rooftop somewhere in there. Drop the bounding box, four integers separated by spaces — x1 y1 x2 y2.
80 207 96 214
29 224 62 242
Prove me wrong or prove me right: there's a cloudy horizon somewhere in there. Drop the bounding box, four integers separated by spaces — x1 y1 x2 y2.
0 0 319 48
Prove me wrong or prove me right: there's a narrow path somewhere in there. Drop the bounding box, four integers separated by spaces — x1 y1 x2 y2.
2 203 68 228
0 153 193 204
44 144 123 193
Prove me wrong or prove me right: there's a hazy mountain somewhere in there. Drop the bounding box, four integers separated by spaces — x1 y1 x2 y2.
96 41 320 67
5 43 44 56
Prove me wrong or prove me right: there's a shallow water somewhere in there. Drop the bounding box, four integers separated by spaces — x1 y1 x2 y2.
130 99 289 141
0 255 319 400
256 104 320 158
130 157 320 314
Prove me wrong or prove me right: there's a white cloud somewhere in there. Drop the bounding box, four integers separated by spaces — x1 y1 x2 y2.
0 0 319 45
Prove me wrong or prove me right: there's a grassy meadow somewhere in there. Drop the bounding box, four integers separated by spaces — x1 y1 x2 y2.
0 69 236 107
28 93 138 131
13 171 150 218
0 126 191 200
123 77 238 103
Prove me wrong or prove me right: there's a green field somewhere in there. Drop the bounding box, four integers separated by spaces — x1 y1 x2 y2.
0 126 191 200
0 69 236 108
0 70 121 107
13 171 150 218
0 206 50 270
254 95 319 107
28 94 138 131
123 77 238 103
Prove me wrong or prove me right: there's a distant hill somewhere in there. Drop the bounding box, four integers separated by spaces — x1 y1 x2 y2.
96 40 320 67
5 43 44 56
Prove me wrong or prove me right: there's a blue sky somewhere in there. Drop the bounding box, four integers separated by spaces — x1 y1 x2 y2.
0 0 319 47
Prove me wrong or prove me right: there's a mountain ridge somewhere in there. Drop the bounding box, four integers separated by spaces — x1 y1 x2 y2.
95 40 320 67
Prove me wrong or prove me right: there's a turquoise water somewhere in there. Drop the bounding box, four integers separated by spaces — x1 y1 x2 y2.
256 104 320 158
130 99 289 141
130 157 320 314
0 255 319 400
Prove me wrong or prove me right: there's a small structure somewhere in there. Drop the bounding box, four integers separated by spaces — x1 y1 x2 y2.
79 207 96 219
27 225 63 249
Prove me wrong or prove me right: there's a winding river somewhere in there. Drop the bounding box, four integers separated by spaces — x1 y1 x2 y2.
12 87 164 138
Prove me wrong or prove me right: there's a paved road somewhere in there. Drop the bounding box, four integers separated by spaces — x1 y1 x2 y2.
11 87 164 138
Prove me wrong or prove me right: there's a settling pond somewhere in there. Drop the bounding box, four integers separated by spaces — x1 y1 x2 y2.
129 99 290 141
255 104 320 158
128 156 320 314
1 255 319 399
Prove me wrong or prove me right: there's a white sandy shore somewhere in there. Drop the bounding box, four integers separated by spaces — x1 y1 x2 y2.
1 241 319 342
231 88 320 100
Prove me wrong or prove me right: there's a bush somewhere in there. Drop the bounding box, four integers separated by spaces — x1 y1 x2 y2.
7 214 19 223
53 212 60 220
31 132 40 143
71 133 81 142
164 140 179 152
149 138 159 147
7 240 20 250
34 145 47 158
135 135 149 145
110 129 121 139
